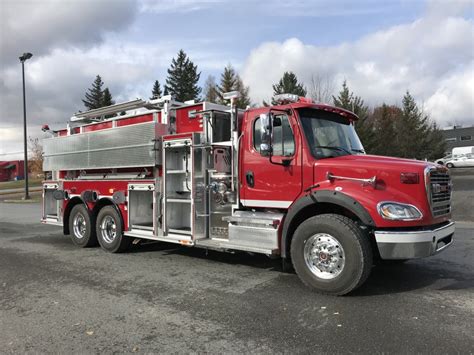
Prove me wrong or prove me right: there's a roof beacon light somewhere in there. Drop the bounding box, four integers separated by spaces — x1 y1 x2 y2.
273 93 300 104
223 91 240 100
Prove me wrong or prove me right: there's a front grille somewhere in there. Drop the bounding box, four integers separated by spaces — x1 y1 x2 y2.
427 169 452 217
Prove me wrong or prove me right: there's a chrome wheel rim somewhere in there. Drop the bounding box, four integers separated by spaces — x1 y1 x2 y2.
72 212 87 239
304 233 345 280
100 216 117 244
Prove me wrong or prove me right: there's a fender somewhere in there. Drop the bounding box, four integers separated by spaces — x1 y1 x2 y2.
280 190 375 258
63 197 87 235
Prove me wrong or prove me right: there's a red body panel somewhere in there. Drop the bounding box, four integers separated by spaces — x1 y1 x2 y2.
175 104 204 134
83 121 113 132
240 107 303 206
116 113 155 126
62 179 155 230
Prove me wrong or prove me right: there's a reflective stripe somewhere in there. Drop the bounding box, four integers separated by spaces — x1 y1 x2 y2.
241 199 292 208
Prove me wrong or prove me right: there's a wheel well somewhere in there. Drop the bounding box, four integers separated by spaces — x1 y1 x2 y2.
284 202 363 258
63 197 86 235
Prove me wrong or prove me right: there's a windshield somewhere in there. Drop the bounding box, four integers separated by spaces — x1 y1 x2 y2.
298 108 364 159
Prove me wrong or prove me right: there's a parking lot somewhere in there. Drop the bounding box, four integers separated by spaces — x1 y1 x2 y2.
0 169 473 353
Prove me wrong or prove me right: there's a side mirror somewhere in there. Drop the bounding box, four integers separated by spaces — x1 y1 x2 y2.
259 113 272 156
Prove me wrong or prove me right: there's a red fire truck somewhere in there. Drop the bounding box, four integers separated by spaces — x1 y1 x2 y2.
41 93 454 295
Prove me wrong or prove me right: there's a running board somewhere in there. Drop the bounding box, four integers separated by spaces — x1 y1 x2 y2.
195 238 279 255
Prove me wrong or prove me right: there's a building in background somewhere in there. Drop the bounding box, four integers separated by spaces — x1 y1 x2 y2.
0 160 25 182
441 125 474 153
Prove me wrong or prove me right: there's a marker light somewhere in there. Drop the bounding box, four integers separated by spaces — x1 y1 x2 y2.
273 93 300 104
377 202 423 221
400 172 419 184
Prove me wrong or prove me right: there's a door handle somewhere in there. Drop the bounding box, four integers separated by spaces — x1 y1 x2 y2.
246 171 254 188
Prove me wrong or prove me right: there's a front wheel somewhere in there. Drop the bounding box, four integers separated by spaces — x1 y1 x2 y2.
446 163 454 168
96 206 131 253
291 214 373 295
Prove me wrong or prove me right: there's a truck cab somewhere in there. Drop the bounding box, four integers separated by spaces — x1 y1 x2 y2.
41 93 454 295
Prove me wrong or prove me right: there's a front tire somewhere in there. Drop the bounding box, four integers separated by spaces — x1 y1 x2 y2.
291 214 372 295
446 163 454 168
96 206 131 253
69 204 97 247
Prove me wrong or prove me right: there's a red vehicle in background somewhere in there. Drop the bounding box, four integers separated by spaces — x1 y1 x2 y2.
41 93 454 295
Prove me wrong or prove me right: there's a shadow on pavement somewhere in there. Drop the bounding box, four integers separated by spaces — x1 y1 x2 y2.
16 230 473 296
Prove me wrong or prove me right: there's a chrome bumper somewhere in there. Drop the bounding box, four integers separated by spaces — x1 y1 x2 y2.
375 222 455 260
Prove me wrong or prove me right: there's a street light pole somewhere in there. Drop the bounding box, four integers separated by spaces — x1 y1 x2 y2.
19 52 33 200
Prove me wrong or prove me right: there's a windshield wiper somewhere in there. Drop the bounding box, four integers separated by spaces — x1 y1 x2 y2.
315 145 352 155
351 148 365 153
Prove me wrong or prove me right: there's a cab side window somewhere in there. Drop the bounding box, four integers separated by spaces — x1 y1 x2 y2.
253 114 295 157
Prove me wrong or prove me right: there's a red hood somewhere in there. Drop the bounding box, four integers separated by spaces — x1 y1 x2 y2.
311 154 450 227
315 154 434 172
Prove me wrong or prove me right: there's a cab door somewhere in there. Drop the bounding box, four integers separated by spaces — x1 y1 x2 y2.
240 109 302 209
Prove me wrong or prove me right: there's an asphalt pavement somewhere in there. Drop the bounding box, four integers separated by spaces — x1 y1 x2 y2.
0 202 473 353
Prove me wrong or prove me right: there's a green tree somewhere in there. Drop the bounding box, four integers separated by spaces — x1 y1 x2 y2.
370 104 401 157
101 87 115 107
150 80 162 99
203 75 219 103
395 91 445 160
165 49 201 102
235 77 251 109
425 122 447 160
271 71 306 104
216 64 252 109
217 65 237 102
82 75 105 110
333 80 375 153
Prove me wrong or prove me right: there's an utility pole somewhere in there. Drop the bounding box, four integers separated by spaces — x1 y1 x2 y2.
19 52 33 200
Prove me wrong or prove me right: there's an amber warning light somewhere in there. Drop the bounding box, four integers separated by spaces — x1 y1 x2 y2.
400 172 420 184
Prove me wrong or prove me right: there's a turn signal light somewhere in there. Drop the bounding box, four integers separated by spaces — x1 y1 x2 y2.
400 172 419 184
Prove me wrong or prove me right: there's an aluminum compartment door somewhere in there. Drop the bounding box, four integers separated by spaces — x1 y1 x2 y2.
43 182 61 222
193 145 209 240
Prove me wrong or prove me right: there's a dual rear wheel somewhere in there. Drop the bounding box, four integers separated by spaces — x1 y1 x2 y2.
69 204 130 253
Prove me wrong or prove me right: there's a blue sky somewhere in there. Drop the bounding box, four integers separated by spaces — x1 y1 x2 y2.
0 0 473 158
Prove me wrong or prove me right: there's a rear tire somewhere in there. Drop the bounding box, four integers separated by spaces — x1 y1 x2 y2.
69 204 97 247
291 214 372 295
96 206 131 253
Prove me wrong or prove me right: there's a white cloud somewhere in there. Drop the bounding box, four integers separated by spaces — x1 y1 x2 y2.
425 63 474 126
241 7 474 126
138 0 224 13
0 0 137 66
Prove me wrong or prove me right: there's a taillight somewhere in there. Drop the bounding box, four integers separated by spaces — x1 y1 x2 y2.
400 172 419 184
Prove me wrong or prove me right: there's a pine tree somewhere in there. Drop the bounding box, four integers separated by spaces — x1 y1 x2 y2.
101 88 115 107
217 64 251 109
425 122 447 160
82 75 104 110
333 81 375 153
271 71 306 104
165 49 201 102
101 87 115 118
203 75 219 103
150 80 162 99
235 77 251 109
217 65 237 104
395 91 445 160
370 104 400 157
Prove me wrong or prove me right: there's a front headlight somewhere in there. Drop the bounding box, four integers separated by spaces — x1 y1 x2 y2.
377 202 423 221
